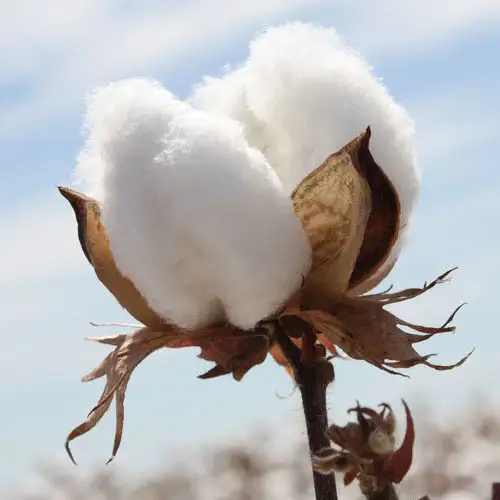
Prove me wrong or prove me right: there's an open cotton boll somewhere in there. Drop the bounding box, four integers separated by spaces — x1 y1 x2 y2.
76 78 311 330
192 23 420 280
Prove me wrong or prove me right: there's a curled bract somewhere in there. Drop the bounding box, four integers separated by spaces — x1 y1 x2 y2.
64 324 272 464
278 267 472 376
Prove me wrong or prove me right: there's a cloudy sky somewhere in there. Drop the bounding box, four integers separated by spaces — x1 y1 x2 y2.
1 0 500 492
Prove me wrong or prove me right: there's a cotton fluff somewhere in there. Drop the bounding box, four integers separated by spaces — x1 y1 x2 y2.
76 78 312 330
191 23 421 279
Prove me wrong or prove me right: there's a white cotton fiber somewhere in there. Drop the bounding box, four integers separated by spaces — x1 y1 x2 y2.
76 78 189 200
191 23 421 279
76 78 311 330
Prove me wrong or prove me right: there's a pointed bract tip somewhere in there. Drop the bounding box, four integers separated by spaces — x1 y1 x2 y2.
57 185 86 202
57 186 91 217
65 438 78 466
361 125 372 144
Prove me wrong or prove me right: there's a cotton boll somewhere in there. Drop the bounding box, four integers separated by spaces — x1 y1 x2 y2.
76 78 311 330
192 23 420 277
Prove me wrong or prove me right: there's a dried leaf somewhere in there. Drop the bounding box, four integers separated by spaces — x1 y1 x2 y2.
65 325 271 463
58 187 163 329
292 131 372 308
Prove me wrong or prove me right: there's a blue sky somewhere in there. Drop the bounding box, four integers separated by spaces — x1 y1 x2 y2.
1 0 500 492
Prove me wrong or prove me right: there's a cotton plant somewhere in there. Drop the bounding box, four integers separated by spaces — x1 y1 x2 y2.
59 23 471 500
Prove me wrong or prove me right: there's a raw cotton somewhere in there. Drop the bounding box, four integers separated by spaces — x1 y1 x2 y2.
76 78 312 330
191 23 420 283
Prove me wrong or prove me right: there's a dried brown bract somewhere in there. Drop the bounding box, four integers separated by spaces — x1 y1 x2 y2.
276 268 471 376
312 400 415 496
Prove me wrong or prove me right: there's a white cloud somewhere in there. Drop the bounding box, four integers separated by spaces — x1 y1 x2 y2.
0 0 104 80
339 0 500 58
0 192 100 382
0 0 328 136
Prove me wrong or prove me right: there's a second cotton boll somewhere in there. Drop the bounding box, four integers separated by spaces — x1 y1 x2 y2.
76 78 312 331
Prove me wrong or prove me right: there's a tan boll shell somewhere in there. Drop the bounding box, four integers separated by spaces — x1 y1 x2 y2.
291 133 371 308
58 187 165 329
345 128 400 293
291 128 400 308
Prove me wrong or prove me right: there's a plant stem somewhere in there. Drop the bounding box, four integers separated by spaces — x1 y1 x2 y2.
273 325 338 500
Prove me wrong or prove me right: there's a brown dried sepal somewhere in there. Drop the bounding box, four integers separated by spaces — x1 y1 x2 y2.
279 268 472 375
65 324 272 464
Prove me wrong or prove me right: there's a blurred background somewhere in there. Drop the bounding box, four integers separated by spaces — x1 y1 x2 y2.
1 0 499 498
